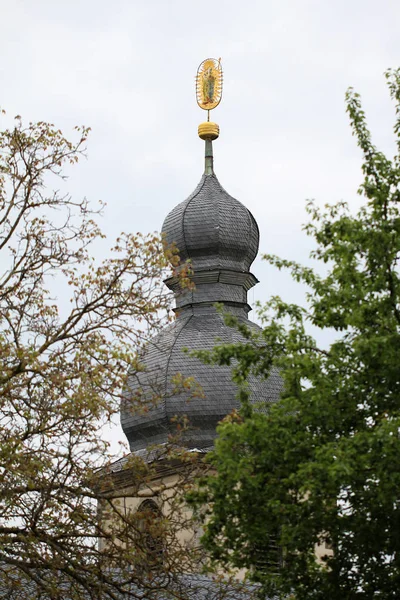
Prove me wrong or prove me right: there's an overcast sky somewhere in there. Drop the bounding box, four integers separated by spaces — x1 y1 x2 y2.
1 0 399 450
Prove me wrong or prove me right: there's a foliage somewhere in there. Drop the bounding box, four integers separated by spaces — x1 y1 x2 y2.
0 112 200 599
188 69 400 599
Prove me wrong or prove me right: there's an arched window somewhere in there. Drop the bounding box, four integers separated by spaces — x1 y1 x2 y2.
136 500 165 568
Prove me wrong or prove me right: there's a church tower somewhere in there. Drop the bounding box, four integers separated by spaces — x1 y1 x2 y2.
120 59 282 455
100 62 284 597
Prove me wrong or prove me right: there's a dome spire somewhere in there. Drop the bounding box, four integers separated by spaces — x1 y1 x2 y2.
162 57 259 320
196 58 222 175
120 58 283 454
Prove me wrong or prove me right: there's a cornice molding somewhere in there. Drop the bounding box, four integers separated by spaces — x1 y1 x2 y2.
165 269 258 293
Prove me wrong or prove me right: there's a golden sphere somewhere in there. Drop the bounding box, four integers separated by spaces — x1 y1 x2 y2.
198 122 220 140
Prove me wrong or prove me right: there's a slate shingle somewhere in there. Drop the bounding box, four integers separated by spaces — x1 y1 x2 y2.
120 172 283 453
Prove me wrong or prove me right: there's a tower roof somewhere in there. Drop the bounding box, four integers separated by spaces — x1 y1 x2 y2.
120 59 283 452
162 172 259 274
121 148 282 453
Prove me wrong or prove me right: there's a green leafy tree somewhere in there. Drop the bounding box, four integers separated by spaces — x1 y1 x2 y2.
189 69 400 599
0 112 202 599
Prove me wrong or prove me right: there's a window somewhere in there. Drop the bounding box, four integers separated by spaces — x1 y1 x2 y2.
136 500 165 568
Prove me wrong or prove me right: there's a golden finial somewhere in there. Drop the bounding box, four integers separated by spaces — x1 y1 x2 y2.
196 58 222 142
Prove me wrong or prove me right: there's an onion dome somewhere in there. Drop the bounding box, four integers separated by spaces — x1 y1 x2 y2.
121 136 283 453
163 173 259 273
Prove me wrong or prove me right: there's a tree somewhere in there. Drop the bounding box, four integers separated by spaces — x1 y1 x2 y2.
0 112 202 599
188 68 400 600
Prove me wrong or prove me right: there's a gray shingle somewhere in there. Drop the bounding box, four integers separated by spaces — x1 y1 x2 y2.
121 170 283 453
162 174 259 273
0 572 270 599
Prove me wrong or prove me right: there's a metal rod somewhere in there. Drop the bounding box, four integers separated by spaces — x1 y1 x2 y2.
205 139 213 175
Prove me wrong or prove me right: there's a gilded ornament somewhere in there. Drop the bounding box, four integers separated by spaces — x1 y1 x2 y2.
196 58 223 111
198 122 220 141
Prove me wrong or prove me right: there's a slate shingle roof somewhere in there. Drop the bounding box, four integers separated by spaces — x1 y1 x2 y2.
162 174 259 273
120 170 283 453
121 308 282 452
0 573 269 599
